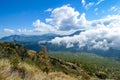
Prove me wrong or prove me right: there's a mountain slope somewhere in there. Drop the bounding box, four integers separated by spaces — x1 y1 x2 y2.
0 42 100 80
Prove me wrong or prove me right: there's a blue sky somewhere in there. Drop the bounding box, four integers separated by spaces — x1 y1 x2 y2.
0 0 120 37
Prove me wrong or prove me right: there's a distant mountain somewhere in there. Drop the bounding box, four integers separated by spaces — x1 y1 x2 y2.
0 34 60 42
2 30 120 61
0 30 84 42
0 30 84 51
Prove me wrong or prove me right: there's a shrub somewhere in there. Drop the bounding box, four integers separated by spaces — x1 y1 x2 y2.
96 72 107 79
81 63 97 75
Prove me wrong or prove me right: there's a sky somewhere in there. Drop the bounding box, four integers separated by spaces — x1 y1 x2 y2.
0 0 120 38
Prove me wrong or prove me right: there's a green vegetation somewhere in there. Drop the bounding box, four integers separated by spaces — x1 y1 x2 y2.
48 52 120 79
1 42 120 80
0 42 81 80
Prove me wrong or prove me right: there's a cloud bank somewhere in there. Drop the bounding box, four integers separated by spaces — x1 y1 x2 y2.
50 14 120 51
50 27 120 50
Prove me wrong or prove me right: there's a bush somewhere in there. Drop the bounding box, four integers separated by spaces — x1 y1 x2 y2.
82 63 97 75
96 72 107 79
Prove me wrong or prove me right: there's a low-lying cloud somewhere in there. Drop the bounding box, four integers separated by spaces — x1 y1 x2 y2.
50 27 120 51
50 14 120 51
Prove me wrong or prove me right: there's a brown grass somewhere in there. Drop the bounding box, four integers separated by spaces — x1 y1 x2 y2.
0 59 81 80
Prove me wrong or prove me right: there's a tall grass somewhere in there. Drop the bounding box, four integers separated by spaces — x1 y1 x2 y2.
0 58 79 80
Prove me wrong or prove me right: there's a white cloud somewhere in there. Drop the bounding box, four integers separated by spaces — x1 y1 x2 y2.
4 28 14 33
96 0 104 5
82 0 85 6
32 19 54 32
45 8 52 12
46 5 85 31
50 27 120 50
14 6 120 33
50 15 120 50
85 2 94 10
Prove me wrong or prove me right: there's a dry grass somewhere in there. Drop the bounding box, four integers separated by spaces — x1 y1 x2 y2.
0 59 22 80
0 59 80 80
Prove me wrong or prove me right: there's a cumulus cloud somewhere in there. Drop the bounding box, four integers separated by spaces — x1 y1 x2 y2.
46 5 83 31
11 5 120 36
3 5 86 35
31 13 120 34
31 5 88 33
5 4 87 35
4 28 14 33
32 19 54 32
50 15 120 51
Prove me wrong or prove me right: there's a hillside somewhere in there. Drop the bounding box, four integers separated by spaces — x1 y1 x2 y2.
0 42 120 80
0 42 96 80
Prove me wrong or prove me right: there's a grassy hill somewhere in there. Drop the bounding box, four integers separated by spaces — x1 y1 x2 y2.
0 42 120 80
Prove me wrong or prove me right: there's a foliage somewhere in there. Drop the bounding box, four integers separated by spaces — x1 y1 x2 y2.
1 42 120 79
48 52 120 79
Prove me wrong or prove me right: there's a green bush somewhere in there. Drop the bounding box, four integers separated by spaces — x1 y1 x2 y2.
96 72 107 79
